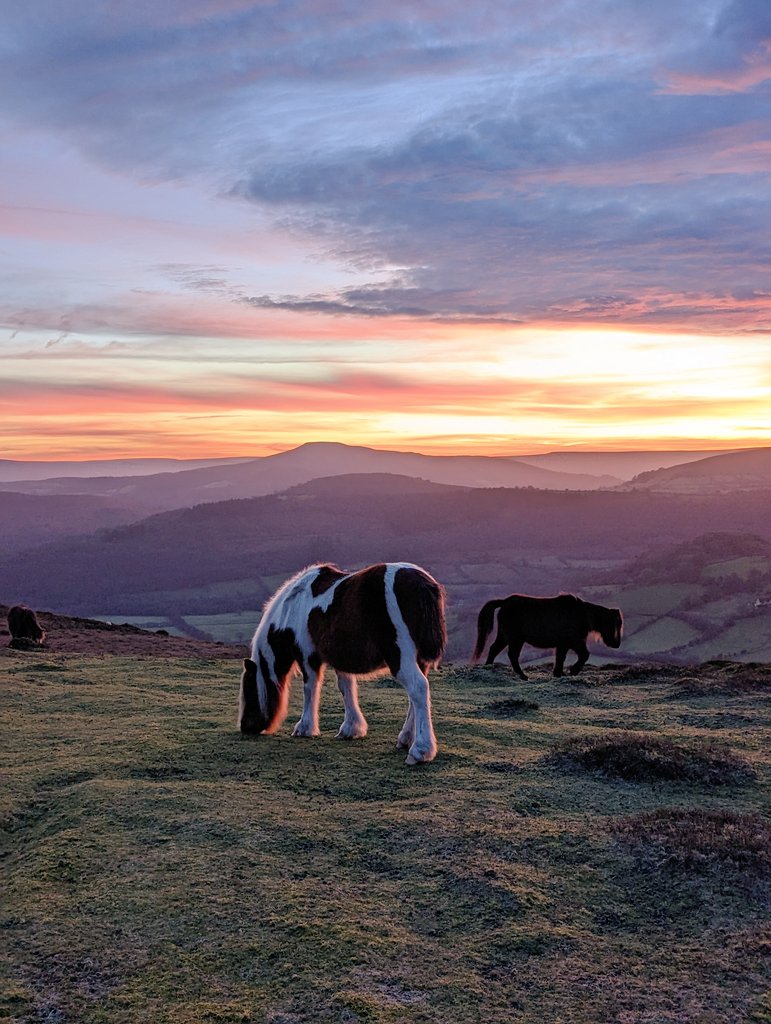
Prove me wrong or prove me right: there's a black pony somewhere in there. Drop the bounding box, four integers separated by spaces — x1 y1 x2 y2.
7 605 46 649
473 593 622 679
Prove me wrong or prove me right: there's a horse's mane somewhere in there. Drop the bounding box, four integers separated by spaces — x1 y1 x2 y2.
255 563 342 639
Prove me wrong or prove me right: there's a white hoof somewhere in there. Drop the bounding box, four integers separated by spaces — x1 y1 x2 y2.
405 743 437 765
335 725 368 740
291 721 319 738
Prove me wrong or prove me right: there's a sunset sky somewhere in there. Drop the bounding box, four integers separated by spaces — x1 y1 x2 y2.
1 0 770 459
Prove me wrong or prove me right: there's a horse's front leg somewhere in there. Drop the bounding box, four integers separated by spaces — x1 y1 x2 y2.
569 641 590 676
553 645 568 677
397 664 437 765
335 672 368 739
292 664 325 737
396 697 415 751
507 640 528 680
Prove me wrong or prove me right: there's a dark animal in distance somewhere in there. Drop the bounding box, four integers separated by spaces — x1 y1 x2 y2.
7 604 46 649
473 593 622 679
239 562 446 764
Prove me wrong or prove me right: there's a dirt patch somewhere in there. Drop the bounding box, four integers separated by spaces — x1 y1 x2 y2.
0 604 245 660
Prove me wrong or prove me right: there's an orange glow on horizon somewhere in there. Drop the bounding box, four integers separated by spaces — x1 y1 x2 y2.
2 320 769 461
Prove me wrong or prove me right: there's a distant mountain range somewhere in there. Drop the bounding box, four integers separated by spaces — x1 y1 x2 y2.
1 442 763 513
0 455 251 483
0 442 619 509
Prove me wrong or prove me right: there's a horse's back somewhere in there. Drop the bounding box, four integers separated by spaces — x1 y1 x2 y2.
501 593 587 644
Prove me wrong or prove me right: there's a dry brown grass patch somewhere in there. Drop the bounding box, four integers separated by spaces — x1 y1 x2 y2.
673 661 771 696
478 697 539 717
614 808 771 876
552 731 756 784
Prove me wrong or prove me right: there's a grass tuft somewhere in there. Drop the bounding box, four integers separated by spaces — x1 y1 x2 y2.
552 731 756 784
614 808 771 876
478 697 539 717
672 661 771 695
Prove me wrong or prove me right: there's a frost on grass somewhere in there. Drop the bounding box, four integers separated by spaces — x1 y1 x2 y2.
671 661 771 696
614 808 771 876
551 732 756 784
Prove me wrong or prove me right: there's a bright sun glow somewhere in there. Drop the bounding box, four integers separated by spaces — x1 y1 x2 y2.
2 320 769 458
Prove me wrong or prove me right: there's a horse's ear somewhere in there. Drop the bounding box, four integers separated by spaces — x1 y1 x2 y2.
243 658 257 671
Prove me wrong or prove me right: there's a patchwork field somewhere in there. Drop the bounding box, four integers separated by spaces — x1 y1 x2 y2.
2 653 769 1024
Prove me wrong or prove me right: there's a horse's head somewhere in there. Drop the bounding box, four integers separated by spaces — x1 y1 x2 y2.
599 608 623 648
238 658 269 733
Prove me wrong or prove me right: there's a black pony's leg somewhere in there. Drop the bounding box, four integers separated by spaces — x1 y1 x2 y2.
507 641 528 680
569 641 590 675
485 631 508 665
553 645 568 677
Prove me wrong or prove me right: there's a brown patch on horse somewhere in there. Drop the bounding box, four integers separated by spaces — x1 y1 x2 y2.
310 565 346 597
308 563 401 675
267 625 302 678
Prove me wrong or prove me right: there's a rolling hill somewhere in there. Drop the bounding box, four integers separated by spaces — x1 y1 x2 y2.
0 491 143 555
625 447 771 493
2 473 770 660
515 448 736 478
584 532 771 663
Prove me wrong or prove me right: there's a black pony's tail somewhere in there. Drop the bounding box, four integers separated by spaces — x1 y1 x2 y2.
472 600 503 662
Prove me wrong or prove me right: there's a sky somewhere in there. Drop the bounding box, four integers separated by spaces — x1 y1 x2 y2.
1 0 770 459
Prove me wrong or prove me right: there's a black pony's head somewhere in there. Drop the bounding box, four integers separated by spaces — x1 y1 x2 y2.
597 607 623 648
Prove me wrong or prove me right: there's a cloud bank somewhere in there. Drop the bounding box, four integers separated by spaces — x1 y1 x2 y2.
2 0 769 330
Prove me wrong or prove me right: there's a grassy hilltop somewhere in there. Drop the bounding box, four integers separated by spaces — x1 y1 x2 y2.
2 652 770 1024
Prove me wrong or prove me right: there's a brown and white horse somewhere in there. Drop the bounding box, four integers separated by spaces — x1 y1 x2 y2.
238 563 446 764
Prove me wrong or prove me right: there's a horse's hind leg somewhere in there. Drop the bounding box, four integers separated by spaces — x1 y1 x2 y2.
292 664 324 737
335 672 368 739
485 631 508 665
397 663 437 765
507 641 528 680
553 645 568 677
569 641 590 676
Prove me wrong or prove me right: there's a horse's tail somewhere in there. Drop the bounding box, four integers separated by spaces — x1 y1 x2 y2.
472 599 503 662
395 567 447 669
